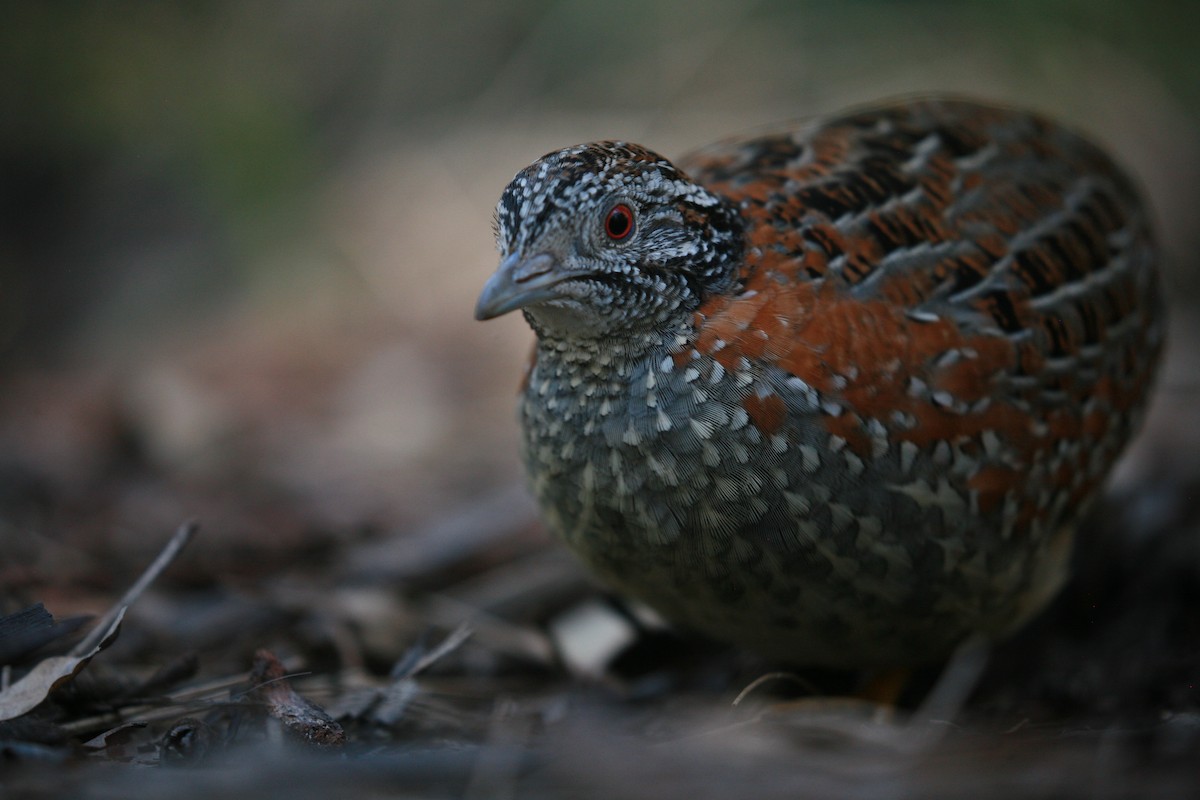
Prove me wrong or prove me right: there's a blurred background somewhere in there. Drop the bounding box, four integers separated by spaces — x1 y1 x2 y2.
1 0 1198 601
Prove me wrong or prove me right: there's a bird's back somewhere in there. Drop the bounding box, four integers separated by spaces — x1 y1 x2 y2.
677 98 1163 546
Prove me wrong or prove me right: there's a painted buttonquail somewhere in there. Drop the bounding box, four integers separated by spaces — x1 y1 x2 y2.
475 97 1165 667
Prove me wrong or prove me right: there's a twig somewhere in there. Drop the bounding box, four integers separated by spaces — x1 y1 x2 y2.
731 671 822 707
71 520 198 657
58 658 304 736
250 649 345 747
393 622 474 680
904 635 991 751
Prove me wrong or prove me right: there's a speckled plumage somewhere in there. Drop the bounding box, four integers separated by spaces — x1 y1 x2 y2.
475 97 1165 667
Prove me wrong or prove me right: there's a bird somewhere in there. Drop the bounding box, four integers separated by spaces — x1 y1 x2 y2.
474 97 1165 668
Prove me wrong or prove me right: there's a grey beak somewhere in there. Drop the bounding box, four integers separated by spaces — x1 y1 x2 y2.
475 252 567 320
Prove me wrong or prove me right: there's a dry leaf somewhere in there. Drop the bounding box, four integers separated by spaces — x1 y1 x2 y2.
0 609 125 722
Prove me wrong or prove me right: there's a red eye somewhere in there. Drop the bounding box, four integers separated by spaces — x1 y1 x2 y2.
604 203 634 240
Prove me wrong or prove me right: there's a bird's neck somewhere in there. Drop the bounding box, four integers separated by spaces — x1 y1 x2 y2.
532 323 686 381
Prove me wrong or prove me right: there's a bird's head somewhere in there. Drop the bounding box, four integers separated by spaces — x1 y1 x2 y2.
475 142 742 340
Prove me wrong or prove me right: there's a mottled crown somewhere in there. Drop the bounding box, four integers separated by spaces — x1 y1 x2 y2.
490 142 744 339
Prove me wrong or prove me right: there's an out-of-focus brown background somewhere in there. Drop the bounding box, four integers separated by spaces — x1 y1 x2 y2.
1 0 1197 627
2 4 1199 793
0 1 1190 633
